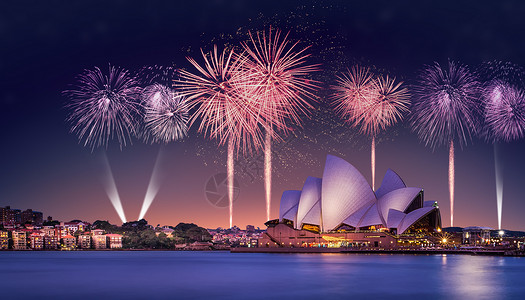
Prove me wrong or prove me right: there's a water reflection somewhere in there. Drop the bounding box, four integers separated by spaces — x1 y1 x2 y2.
442 255 503 299
0 252 522 299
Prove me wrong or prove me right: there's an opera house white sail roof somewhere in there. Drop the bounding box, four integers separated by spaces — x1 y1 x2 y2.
279 155 441 234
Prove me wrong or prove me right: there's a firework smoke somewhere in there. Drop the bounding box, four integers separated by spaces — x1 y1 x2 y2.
411 60 481 227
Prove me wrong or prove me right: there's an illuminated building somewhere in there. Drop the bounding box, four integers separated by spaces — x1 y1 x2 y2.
12 231 27 250
92 230 107 249
106 234 123 249
61 235 76 250
30 232 44 250
77 234 91 249
0 231 9 249
260 155 441 248
462 227 492 245
44 235 58 249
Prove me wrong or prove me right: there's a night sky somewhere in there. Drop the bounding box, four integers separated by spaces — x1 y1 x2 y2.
2 1 525 230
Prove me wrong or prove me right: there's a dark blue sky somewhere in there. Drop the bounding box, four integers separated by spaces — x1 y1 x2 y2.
1 1 525 230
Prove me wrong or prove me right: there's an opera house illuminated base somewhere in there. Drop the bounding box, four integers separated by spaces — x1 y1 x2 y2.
259 155 442 248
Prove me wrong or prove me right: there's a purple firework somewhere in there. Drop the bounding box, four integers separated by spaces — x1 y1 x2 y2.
411 60 481 148
411 60 481 228
143 83 189 143
484 81 525 142
64 65 142 150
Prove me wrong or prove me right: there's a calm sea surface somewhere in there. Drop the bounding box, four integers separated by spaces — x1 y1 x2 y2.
0 251 524 299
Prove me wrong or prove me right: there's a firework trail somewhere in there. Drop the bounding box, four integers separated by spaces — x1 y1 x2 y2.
64 65 142 150
242 28 319 220
175 46 267 228
411 60 481 227
480 64 525 229
333 66 409 190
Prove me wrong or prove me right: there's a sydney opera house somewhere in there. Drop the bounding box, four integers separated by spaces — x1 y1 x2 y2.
259 155 442 248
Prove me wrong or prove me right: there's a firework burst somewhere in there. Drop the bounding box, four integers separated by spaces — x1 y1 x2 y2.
411 61 481 149
411 60 481 227
242 28 320 221
142 83 189 143
175 46 268 228
333 66 409 189
64 65 142 150
481 75 525 230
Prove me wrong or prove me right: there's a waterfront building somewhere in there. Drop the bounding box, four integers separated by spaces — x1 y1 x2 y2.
64 221 88 233
106 234 123 249
30 232 44 250
0 231 9 249
77 234 91 249
44 235 58 249
462 227 492 245
41 226 55 237
259 155 442 248
12 231 27 250
61 235 76 250
92 234 107 249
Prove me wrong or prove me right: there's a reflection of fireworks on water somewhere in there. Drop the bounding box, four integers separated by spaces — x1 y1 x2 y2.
64 65 142 150
411 60 481 227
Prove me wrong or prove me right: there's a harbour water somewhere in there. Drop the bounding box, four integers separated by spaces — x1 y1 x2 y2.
0 251 523 299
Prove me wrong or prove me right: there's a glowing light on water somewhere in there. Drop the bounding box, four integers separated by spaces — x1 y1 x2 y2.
100 152 127 223
138 148 165 220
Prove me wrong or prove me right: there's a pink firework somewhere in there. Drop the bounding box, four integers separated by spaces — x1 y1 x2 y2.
176 46 266 154
333 66 409 189
242 28 319 130
242 28 320 221
64 65 142 150
175 46 267 228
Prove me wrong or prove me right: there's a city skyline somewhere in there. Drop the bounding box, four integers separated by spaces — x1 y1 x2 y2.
2 1 525 230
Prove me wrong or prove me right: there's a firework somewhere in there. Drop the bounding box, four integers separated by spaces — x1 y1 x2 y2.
143 83 189 143
242 28 319 221
64 65 142 150
411 60 481 227
333 66 409 189
481 69 525 229
484 82 525 142
175 46 267 228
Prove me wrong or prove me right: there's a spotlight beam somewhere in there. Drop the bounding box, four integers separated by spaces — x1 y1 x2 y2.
100 152 127 223
138 147 165 220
